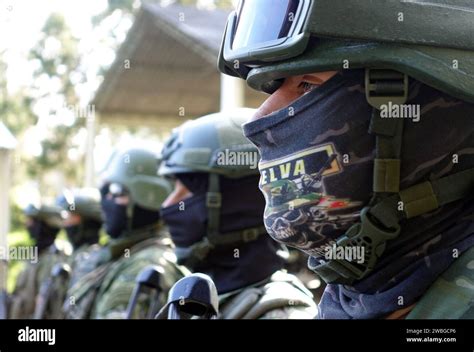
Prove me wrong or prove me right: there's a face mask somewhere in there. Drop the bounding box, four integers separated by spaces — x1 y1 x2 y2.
65 225 82 249
101 197 128 239
160 175 269 261
27 219 59 252
160 193 208 261
161 174 285 293
131 204 161 230
243 71 374 259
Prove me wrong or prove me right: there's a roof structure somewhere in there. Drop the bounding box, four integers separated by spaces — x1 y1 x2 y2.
93 3 265 128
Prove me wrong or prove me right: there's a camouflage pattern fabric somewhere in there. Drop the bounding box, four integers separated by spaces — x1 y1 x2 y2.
91 236 188 319
67 243 103 288
406 246 474 319
35 243 102 319
9 245 67 319
243 69 474 319
218 271 317 319
64 227 187 319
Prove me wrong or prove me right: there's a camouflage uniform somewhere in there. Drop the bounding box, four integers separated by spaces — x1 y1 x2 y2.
64 226 187 319
9 203 66 319
9 245 67 319
35 243 102 319
218 271 316 319
34 188 104 319
67 243 103 288
407 246 474 319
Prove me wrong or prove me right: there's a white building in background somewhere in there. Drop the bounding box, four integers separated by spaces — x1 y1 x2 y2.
0 121 17 300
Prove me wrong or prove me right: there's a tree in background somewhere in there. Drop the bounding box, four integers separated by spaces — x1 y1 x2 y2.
0 53 36 232
0 54 36 136
28 13 86 187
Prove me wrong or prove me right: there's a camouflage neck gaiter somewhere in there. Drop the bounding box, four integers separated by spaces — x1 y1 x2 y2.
243 69 474 318
244 70 372 259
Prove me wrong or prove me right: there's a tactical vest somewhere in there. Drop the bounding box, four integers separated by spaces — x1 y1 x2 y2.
64 227 186 319
218 271 317 319
34 243 102 319
91 237 187 319
9 245 67 319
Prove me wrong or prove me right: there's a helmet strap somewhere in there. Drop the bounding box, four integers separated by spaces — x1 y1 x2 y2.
206 173 222 238
179 173 267 269
126 201 135 233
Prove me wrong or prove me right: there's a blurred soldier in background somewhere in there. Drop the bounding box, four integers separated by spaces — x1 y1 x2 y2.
159 110 317 319
34 188 103 319
9 203 67 318
58 188 103 287
64 148 187 319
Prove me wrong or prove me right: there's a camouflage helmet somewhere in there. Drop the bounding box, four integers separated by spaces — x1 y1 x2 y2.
57 188 103 223
24 203 63 229
159 108 259 178
218 0 474 103
101 148 172 211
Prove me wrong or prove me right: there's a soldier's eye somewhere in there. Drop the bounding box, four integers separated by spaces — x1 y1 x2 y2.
299 82 318 94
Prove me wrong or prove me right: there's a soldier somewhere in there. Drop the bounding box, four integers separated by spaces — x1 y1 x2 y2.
218 1 474 318
34 188 103 319
159 109 317 319
64 148 187 319
57 188 103 287
9 203 67 319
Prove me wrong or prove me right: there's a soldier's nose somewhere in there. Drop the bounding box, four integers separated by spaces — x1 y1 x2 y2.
250 72 338 123
250 76 304 122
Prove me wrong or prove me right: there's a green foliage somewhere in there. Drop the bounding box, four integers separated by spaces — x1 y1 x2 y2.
0 55 36 136
10 203 25 233
6 229 32 293
27 13 85 183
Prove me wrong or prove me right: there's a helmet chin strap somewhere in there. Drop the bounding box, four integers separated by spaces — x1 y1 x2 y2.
312 69 474 285
126 200 135 234
206 173 222 239
179 173 266 269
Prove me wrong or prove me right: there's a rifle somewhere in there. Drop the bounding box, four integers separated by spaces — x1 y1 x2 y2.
34 263 71 319
126 265 162 319
155 273 219 320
